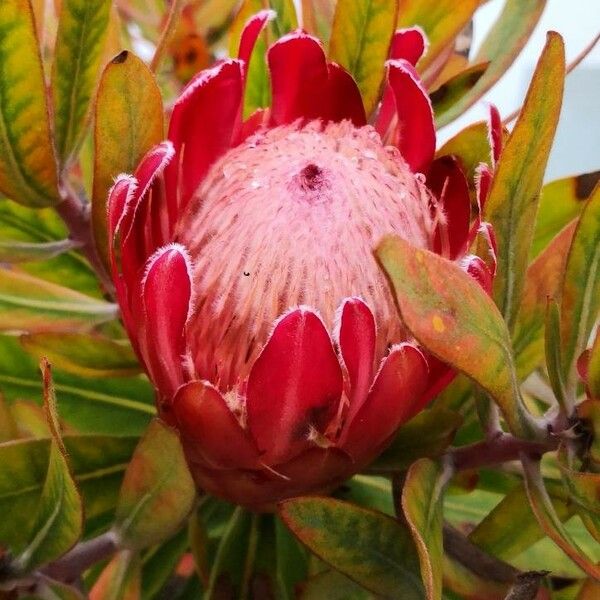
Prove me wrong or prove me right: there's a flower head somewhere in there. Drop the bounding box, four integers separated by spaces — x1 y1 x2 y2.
107 12 497 509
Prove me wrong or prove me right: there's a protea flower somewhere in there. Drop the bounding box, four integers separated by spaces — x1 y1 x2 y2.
107 11 497 509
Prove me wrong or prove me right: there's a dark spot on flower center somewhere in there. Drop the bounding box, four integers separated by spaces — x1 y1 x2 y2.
299 163 324 191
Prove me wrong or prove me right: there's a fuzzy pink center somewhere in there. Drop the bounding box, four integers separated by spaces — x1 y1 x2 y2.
176 120 435 390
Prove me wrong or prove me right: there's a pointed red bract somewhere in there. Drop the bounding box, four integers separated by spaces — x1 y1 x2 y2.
327 62 367 126
427 156 471 259
268 32 330 125
238 9 275 67
386 59 435 173
340 344 428 459
390 27 427 65
140 244 192 397
246 308 343 464
488 103 502 166
173 380 261 469
338 298 376 423
462 254 493 295
164 60 244 218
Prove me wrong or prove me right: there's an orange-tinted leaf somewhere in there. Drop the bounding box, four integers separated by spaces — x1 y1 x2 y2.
301 0 336 41
114 419 195 550
402 459 445 600
560 184 600 390
396 0 480 72
522 454 600 580
484 32 565 331
329 0 398 115
377 236 541 439
90 550 141 600
280 497 424 598
513 222 576 378
532 171 600 259
92 51 164 268
0 0 59 207
442 554 509 600
437 0 546 125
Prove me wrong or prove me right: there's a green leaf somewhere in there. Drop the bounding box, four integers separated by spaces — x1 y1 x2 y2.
0 0 59 207
336 475 395 516
369 407 462 473
301 0 336 42
544 299 568 411
89 550 141 600
0 336 154 436
21 333 140 378
16 361 83 571
301 570 374 599
114 419 196 550
329 0 398 115
377 236 541 439
484 32 565 332
436 0 547 125
521 454 600 580
205 508 258 599
279 497 424 598
0 201 100 297
396 0 480 72
92 50 164 268
560 184 600 391
141 529 189 599
442 554 509 600
468 483 572 561
52 0 112 167
586 329 600 399
0 238 76 263
401 459 445 600
269 0 298 36
512 222 575 379
532 171 600 259
431 62 489 125
0 267 117 333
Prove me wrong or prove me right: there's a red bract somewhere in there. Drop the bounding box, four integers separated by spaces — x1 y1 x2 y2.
107 12 497 509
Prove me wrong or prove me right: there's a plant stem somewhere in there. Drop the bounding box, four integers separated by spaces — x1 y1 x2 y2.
448 433 557 471
150 0 186 73
55 184 114 293
42 531 119 583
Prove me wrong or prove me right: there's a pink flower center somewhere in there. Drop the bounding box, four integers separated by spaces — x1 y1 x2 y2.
176 120 435 390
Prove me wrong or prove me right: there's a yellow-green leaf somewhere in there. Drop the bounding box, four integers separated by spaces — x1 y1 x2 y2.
52 0 112 167
92 51 164 268
437 0 546 125
522 454 600 580
402 459 445 600
0 0 59 207
21 333 140 378
532 171 600 259
302 0 336 42
484 32 565 332
329 0 398 115
0 267 117 333
560 184 600 390
377 236 541 440
15 361 83 571
279 497 424 598
396 0 480 71
114 419 195 550
0 238 76 263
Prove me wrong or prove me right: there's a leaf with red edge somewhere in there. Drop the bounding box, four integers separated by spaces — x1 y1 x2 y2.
246 308 342 464
396 0 480 71
437 0 547 125
15 360 83 572
402 459 445 600
377 236 542 440
329 0 398 116
92 50 164 268
484 32 565 332
279 497 424 598
89 550 141 600
522 454 600 580
114 419 195 550
560 183 600 391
